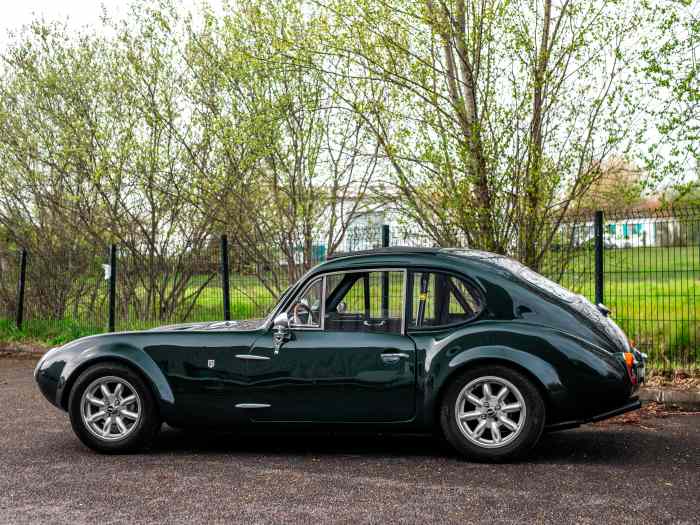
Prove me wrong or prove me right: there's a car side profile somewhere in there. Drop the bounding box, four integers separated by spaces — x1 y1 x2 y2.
35 248 645 461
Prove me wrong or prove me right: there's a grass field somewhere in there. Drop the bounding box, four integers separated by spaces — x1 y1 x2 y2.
548 246 699 372
1 246 698 372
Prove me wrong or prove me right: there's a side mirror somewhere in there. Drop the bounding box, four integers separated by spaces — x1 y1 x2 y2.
273 312 289 329
336 301 347 314
272 312 290 355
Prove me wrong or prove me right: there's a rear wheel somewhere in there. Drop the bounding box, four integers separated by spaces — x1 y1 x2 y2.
68 362 161 453
440 365 545 462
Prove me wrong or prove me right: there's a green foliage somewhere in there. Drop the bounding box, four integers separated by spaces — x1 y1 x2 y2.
639 0 699 173
0 318 97 346
317 0 658 269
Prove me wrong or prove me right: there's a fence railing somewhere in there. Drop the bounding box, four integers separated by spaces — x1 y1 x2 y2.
0 207 698 372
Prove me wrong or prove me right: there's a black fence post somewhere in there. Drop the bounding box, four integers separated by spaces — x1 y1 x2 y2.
108 244 117 332
381 224 390 248
15 248 27 330
594 210 604 305
381 225 390 317
221 234 231 321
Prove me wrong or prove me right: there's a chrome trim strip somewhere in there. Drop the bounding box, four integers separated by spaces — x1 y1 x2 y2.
235 403 271 409
235 354 270 361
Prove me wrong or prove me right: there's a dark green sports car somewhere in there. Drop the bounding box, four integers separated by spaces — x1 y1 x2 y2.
35 248 645 461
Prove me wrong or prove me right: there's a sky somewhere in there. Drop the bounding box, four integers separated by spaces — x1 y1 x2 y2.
0 0 224 48
0 1 119 47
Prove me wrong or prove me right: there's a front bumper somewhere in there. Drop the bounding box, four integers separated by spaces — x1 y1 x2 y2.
34 347 66 409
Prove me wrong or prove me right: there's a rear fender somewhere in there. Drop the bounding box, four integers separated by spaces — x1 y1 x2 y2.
425 345 573 427
449 345 567 400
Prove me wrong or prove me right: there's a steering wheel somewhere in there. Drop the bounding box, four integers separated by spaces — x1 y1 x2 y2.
292 302 313 326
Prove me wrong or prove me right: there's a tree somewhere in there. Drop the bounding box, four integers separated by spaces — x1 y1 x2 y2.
0 0 379 322
640 0 699 177
0 9 220 323
575 158 645 211
313 0 649 269
178 0 379 292
0 22 115 321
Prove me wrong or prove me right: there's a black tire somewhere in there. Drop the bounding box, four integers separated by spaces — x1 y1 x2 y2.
439 365 545 462
68 362 161 454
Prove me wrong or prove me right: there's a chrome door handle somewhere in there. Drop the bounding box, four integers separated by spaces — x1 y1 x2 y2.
235 354 270 361
381 352 410 364
363 320 386 327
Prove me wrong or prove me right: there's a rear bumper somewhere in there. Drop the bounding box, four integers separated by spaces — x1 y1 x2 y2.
587 397 641 423
545 397 642 432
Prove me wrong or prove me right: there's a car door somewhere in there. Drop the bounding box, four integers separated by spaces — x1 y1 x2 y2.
244 269 417 422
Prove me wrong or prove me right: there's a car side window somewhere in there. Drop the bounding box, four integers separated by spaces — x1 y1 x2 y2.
409 271 482 328
324 270 404 333
287 277 323 328
326 273 365 316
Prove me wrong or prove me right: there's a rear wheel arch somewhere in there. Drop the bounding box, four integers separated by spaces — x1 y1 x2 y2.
433 358 552 429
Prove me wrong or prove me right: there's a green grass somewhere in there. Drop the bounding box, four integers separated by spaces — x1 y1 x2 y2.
0 318 101 346
539 246 699 372
1 247 698 373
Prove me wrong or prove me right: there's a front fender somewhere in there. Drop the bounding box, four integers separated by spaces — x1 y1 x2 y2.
45 339 176 420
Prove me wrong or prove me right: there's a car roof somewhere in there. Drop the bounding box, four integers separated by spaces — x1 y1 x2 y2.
316 247 504 276
327 247 441 259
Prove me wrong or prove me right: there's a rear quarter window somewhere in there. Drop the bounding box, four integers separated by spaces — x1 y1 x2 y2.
409 271 483 329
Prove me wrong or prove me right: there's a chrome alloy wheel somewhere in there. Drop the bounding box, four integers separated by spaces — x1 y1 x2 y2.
80 376 142 441
454 376 526 449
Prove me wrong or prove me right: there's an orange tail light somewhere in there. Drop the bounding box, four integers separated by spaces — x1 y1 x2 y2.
623 352 637 384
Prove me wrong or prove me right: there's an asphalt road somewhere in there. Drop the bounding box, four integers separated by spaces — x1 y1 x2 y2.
1 358 698 524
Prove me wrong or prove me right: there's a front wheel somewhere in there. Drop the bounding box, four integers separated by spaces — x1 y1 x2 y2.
440 365 545 462
68 362 161 453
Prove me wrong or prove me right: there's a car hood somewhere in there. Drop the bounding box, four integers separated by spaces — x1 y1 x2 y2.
150 318 267 332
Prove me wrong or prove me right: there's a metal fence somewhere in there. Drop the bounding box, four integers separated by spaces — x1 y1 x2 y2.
0 207 698 372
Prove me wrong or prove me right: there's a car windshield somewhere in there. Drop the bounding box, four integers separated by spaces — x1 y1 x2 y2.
264 285 292 319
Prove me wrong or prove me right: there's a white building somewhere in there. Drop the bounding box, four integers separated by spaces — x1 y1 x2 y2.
570 215 682 248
